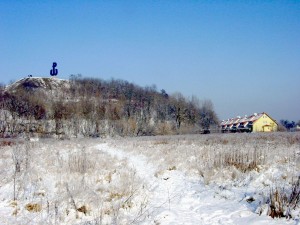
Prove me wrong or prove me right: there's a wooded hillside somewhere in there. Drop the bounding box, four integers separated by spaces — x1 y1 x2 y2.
0 75 219 138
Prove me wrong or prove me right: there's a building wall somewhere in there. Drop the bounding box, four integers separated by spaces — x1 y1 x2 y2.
253 114 278 132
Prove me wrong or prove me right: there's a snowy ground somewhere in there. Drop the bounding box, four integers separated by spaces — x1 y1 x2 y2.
0 133 299 224
96 142 297 225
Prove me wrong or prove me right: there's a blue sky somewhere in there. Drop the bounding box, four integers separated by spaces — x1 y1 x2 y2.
1 1 299 121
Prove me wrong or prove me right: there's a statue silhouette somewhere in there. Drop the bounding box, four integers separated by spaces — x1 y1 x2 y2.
50 62 58 76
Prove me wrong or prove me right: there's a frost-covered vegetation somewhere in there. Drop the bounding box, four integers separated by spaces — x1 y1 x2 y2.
0 138 147 224
0 132 299 224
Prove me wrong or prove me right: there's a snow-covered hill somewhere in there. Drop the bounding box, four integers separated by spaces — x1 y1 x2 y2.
5 77 70 94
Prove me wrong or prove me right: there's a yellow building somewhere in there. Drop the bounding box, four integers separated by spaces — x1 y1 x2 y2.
221 112 278 133
252 113 278 132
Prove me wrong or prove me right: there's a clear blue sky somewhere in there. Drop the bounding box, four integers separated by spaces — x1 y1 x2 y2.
1 1 299 121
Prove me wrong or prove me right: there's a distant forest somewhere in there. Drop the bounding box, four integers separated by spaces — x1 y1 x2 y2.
0 75 219 137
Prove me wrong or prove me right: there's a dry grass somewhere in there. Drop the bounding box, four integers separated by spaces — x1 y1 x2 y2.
0 138 146 224
265 176 300 219
1 132 299 223
115 132 299 197
68 147 96 173
114 132 300 220
223 151 260 172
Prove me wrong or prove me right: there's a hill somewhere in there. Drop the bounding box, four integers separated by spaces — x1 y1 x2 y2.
0 76 218 138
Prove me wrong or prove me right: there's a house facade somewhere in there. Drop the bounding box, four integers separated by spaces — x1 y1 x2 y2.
221 112 278 133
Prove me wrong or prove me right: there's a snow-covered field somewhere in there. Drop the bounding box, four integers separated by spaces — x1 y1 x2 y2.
0 133 299 224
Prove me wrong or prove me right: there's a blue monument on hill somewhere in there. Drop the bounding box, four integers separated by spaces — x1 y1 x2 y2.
50 62 58 76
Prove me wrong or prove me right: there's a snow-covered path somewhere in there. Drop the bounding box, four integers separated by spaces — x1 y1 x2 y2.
96 143 293 225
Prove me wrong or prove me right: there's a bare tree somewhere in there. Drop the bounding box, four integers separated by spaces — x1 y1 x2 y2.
170 92 187 129
198 99 219 132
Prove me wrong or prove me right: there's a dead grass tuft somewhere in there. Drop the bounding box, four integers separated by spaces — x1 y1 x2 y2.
168 166 177 171
260 176 300 219
25 203 42 212
108 192 124 201
268 189 285 218
10 201 18 207
77 205 88 215
225 159 259 173
222 149 262 173
0 140 15 146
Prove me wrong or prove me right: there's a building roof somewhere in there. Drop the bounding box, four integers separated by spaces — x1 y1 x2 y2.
220 112 277 126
